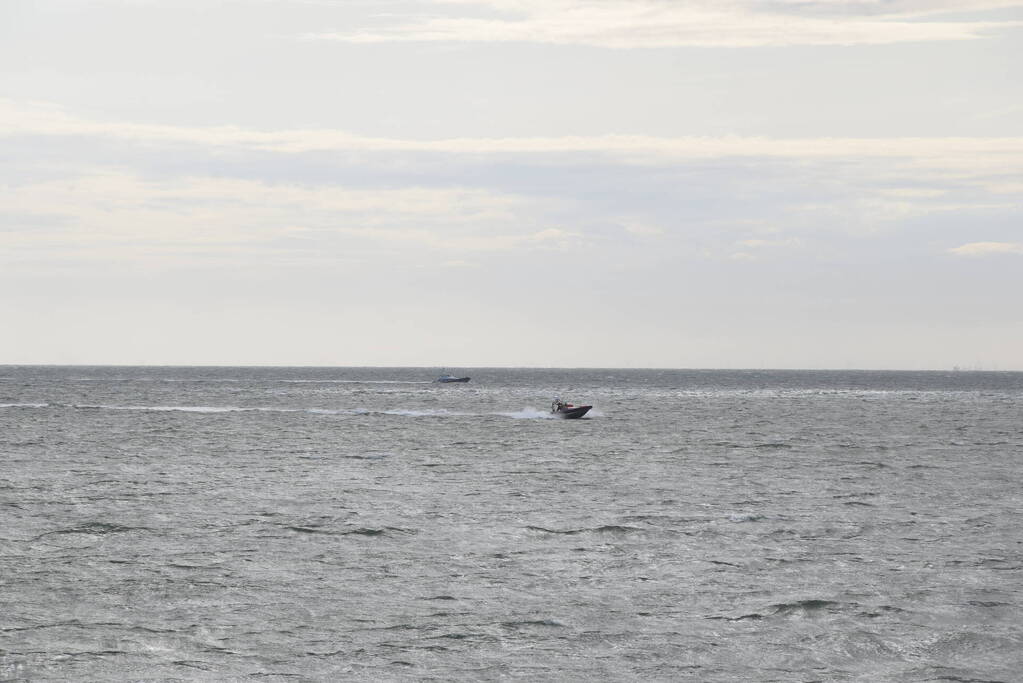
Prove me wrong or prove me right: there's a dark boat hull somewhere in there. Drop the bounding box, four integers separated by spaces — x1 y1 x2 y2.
554 405 591 419
436 377 470 383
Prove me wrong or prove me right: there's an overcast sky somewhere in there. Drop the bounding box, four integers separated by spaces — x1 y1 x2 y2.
2 0 1021 368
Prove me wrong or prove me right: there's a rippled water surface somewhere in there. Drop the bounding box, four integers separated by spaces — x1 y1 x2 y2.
2 367 1022 681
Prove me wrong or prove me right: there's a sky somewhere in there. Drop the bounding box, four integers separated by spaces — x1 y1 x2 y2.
1 0 1021 369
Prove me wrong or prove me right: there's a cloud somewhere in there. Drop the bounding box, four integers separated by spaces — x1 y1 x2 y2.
304 0 1023 48
878 188 948 198
4 100 1023 174
3 101 1020 273
621 220 665 236
985 182 1023 194
948 241 1023 256
737 238 802 248
727 236 804 261
329 225 580 252
0 171 554 266
729 251 758 260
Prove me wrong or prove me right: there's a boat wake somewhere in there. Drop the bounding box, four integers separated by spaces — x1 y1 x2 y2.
494 408 557 419
4 403 586 419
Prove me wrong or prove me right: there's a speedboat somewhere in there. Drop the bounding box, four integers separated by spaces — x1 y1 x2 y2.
436 374 470 383
551 398 591 419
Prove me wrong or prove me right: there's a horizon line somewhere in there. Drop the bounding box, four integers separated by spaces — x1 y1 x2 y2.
1 363 1018 373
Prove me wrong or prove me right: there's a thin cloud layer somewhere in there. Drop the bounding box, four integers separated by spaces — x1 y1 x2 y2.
4 100 1023 172
307 0 1023 48
0 170 559 267
948 241 1023 255
3 101 1020 275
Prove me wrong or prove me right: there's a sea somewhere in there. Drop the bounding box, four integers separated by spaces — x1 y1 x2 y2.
1 366 1021 682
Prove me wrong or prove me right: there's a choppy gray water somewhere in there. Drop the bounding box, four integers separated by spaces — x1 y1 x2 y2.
2 367 1022 681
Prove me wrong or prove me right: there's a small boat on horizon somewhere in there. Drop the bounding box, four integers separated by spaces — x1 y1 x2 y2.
436 374 471 383
551 397 592 419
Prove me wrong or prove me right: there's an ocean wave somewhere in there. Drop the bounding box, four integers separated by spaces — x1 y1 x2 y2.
280 380 433 384
280 525 415 537
768 599 845 616
500 619 565 629
33 523 152 540
74 404 256 413
714 599 848 622
0 402 49 408
379 409 465 417
525 524 645 535
6 377 436 385
728 513 767 523
63 404 470 417
57 377 247 383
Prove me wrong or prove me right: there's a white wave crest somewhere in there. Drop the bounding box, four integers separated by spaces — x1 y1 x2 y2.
66 404 474 417
75 404 252 413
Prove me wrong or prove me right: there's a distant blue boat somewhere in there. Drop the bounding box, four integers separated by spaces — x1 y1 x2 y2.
436 374 470 383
